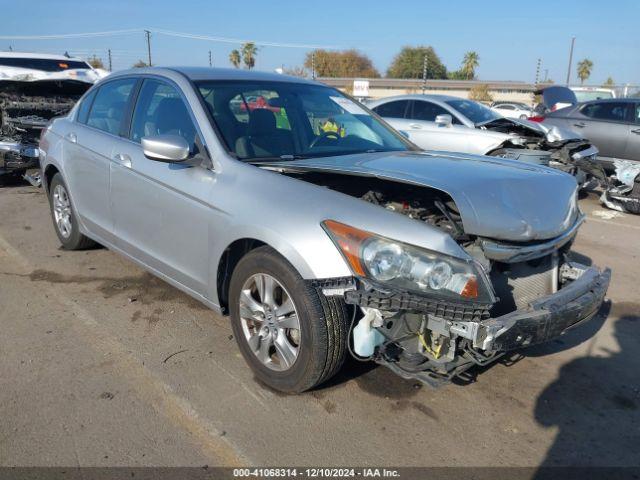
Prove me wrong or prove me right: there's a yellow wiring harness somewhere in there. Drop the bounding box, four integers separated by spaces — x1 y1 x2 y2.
418 332 443 359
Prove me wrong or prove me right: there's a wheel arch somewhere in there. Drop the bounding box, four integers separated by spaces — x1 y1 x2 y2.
216 238 267 314
43 164 60 194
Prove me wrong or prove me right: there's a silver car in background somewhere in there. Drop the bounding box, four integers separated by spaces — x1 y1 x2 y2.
39 68 610 393
368 94 599 183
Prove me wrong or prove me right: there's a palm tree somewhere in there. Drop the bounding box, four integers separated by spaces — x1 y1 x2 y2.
577 59 594 85
241 42 258 70
229 49 241 68
461 51 479 80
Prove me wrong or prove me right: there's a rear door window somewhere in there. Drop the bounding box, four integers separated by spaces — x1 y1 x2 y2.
372 100 409 119
86 78 137 136
76 89 97 124
580 102 630 122
410 100 454 122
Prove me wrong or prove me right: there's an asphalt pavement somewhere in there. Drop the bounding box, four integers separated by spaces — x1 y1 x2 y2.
1 181 638 468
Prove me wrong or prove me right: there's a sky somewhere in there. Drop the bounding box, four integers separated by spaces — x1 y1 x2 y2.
1 0 638 85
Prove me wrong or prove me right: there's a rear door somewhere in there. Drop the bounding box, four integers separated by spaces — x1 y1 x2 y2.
370 100 413 138
109 77 213 295
574 102 631 159
406 100 472 152
63 78 137 242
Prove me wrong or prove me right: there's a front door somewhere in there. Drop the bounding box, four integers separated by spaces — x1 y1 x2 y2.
109 78 213 296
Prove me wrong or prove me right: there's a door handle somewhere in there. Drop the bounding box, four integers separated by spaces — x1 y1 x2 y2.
112 153 132 168
631 128 640 135
409 123 423 129
573 122 586 128
66 132 77 143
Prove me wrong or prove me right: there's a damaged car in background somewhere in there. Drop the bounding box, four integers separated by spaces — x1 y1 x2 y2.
368 94 601 186
533 87 640 214
0 52 103 185
40 68 610 393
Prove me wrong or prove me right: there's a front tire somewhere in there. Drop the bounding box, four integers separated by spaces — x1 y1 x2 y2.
229 246 349 393
48 173 95 250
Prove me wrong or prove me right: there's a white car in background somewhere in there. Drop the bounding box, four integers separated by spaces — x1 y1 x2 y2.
367 94 599 184
490 101 533 119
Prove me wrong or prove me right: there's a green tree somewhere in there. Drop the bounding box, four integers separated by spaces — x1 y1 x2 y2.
229 49 241 68
386 46 447 79
468 84 493 103
603 76 615 87
304 49 379 78
87 55 104 69
132 60 148 68
241 42 258 70
460 51 479 80
577 58 594 85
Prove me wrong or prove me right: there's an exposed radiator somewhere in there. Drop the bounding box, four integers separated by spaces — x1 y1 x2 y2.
490 254 558 316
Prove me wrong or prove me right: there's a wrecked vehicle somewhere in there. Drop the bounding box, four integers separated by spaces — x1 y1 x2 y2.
0 52 100 184
601 160 640 214
40 68 610 393
368 94 600 185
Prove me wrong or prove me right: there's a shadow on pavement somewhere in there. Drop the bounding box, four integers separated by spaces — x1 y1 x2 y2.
533 301 640 471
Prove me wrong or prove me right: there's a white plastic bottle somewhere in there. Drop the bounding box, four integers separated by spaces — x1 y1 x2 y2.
353 309 385 357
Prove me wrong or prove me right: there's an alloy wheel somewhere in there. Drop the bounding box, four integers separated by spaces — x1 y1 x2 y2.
238 273 301 371
52 184 72 239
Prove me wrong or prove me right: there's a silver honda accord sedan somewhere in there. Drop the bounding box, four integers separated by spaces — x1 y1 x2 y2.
39 67 610 393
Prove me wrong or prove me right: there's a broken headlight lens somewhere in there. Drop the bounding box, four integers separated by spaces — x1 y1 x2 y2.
322 220 493 303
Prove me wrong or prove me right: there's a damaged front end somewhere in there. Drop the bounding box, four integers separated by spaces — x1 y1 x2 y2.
269 153 611 386
337 229 609 387
481 117 602 186
0 79 91 183
600 160 640 215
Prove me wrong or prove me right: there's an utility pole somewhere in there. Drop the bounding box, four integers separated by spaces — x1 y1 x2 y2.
208 50 212 67
108 49 112 71
144 29 152 67
311 52 316 80
565 36 575 86
535 58 541 85
422 54 428 92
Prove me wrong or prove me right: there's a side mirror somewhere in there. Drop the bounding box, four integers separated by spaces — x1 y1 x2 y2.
398 130 410 139
141 135 190 162
435 114 453 127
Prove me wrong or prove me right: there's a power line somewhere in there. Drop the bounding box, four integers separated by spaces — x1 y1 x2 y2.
150 28 339 49
0 29 140 40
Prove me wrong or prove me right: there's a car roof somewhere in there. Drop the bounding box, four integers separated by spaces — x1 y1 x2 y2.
373 94 462 103
579 98 636 104
107 66 321 85
0 51 87 62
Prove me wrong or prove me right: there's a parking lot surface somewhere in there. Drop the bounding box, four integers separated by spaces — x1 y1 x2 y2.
1 182 639 468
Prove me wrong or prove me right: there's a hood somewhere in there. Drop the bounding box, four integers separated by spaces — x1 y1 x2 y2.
0 67 101 84
267 151 579 242
481 116 584 142
537 86 578 110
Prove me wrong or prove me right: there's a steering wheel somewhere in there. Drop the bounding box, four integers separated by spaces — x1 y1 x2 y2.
309 131 340 148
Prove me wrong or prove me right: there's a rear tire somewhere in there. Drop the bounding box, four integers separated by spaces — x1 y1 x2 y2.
229 246 349 393
48 173 95 250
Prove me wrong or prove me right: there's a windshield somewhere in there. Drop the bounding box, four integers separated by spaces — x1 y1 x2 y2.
573 90 615 102
196 80 411 161
445 99 501 125
0 57 92 72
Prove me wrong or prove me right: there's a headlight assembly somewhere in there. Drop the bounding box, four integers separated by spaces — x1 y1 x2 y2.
322 220 494 303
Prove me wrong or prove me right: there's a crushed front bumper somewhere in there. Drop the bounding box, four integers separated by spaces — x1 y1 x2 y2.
477 265 610 351
0 140 40 174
